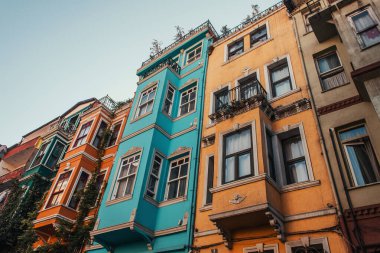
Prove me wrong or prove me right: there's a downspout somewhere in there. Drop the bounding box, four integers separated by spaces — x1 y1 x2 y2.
329 129 367 253
290 15 355 251
187 33 211 252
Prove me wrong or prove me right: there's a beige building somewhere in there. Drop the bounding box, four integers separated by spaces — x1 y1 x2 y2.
285 0 380 251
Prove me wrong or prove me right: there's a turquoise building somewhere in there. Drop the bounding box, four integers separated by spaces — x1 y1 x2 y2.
89 21 218 253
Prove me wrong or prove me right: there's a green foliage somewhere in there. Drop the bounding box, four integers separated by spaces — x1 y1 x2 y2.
220 25 230 36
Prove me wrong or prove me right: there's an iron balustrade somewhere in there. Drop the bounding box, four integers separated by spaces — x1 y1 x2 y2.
99 95 117 112
139 58 181 80
209 80 269 121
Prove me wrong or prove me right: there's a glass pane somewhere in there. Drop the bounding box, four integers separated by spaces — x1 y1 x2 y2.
115 179 127 198
238 153 251 177
352 11 375 31
180 164 188 177
284 136 304 160
271 64 290 82
287 160 308 184
226 128 251 155
347 144 377 186
225 157 235 183
360 27 380 47
147 176 157 192
168 181 178 199
119 163 129 178
178 178 187 197
125 175 135 195
339 126 367 141
317 53 341 73
182 94 189 104
274 79 291 97
169 166 179 180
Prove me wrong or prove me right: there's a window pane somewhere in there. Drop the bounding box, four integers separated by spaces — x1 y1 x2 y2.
274 79 291 97
317 53 341 73
180 164 188 177
226 129 251 155
169 166 179 180
352 11 376 31
291 243 325 253
339 126 367 141
360 27 380 47
238 153 251 177
68 172 89 209
116 179 127 198
168 181 178 199
178 178 187 197
284 136 304 160
271 64 290 82
225 157 235 183
287 160 308 184
125 175 135 195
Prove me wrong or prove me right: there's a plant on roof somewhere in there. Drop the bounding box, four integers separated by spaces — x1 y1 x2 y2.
174 25 185 41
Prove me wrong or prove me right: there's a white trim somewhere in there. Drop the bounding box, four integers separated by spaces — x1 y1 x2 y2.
144 151 164 200
249 20 271 48
70 117 95 150
162 81 176 117
244 243 279 253
285 237 330 253
133 83 158 120
43 169 74 210
65 167 92 209
177 82 198 117
182 40 203 67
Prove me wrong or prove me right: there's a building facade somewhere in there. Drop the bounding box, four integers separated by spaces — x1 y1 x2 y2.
88 22 218 253
193 3 347 253
33 96 131 249
285 0 380 251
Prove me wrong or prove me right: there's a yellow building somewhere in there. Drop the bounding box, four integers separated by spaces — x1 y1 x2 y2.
193 3 348 253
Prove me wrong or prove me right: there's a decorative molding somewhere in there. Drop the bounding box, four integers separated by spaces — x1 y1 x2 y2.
344 204 380 221
317 95 362 115
202 134 215 147
33 214 75 225
284 208 336 222
121 147 142 159
229 194 246 204
273 98 312 120
194 229 219 238
210 174 266 193
106 195 132 206
58 150 98 164
199 205 212 212
281 180 320 193
168 147 191 159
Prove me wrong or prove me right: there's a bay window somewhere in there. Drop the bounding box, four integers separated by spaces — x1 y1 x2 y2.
73 121 93 148
68 170 90 209
135 86 157 118
45 141 65 169
46 171 71 208
92 121 108 148
30 142 50 168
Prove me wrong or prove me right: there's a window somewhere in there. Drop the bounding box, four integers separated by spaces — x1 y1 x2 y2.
205 156 214 205
291 244 325 253
30 142 50 168
186 44 202 65
92 121 108 148
303 4 320 33
179 86 197 116
67 115 79 130
223 127 253 183
214 88 229 112
266 129 276 182
239 74 258 101
282 134 309 184
163 85 175 116
349 8 380 48
338 125 380 186
73 121 93 148
93 172 106 207
315 51 348 91
166 156 190 200
269 59 292 98
250 25 268 47
136 86 157 118
228 39 244 59
146 154 163 199
45 142 65 169
46 171 71 208
286 237 330 253
112 153 141 199
106 122 122 147
68 171 90 209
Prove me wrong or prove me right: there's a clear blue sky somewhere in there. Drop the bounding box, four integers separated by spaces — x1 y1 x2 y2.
0 0 279 146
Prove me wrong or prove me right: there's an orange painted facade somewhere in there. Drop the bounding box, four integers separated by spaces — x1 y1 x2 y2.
193 5 347 253
33 99 131 249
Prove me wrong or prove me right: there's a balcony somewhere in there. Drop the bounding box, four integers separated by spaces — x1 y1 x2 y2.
47 121 76 139
209 80 273 122
209 176 284 248
139 58 181 81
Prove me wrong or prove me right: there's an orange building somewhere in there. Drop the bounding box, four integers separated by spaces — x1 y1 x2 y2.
193 3 347 253
33 96 131 249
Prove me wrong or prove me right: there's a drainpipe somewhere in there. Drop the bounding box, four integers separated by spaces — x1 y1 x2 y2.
187 33 211 253
290 15 355 251
329 129 367 253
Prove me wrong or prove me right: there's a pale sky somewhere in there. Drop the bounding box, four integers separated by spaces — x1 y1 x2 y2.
0 0 279 146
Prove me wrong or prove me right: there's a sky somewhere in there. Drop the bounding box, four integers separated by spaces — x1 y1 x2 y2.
0 0 279 146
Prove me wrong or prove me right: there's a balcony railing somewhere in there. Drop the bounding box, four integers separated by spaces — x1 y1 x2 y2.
139 58 181 81
209 80 273 122
99 95 117 112
48 121 76 138
140 20 219 68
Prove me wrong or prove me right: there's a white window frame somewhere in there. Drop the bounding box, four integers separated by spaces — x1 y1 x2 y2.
145 152 164 199
111 152 141 200
134 85 157 119
44 169 73 209
244 244 279 253
71 119 94 149
250 24 269 48
226 38 244 60
183 41 203 66
348 7 380 49
164 154 191 200
178 85 197 117
163 83 176 116
66 168 91 210
285 237 330 253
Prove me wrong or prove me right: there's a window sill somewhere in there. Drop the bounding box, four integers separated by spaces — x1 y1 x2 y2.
360 41 380 51
281 180 320 193
129 111 153 124
347 181 380 191
106 195 132 206
160 196 187 207
199 205 212 212
211 174 266 193
268 87 301 103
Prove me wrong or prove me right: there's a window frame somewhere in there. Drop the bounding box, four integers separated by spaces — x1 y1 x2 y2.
265 127 277 182
45 170 72 209
178 85 197 117
145 152 164 199
164 154 191 201
204 155 214 205
227 38 244 59
285 237 330 253
106 121 123 148
250 24 268 47
268 60 293 98
185 43 202 65
222 126 254 184
111 152 141 200
44 140 66 169
72 120 94 148
244 244 279 253
134 85 157 119
163 83 176 116
91 120 109 149
214 87 230 113
29 141 51 169
66 168 91 210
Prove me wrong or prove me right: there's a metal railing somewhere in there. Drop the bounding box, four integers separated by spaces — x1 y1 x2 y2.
139 58 181 80
99 95 117 112
140 20 219 68
48 121 76 137
209 80 269 121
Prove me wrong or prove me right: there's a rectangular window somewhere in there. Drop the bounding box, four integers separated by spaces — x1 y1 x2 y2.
163 85 175 116
68 171 90 209
30 142 50 168
269 59 292 98
350 8 380 48
166 156 190 200
239 73 258 101
291 243 325 253
179 86 197 116
282 134 309 184
106 122 122 147
92 121 108 148
186 44 202 65
112 153 141 199
205 156 214 205
338 125 380 186
250 25 268 47
46 171 71 208
146 154 163 199
266 129 276 182
73 121 93 148
223 127 253 184
228 39 244 59
45 142 65 169
214 88 229 112
136 86 157 118
316 51 348 91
